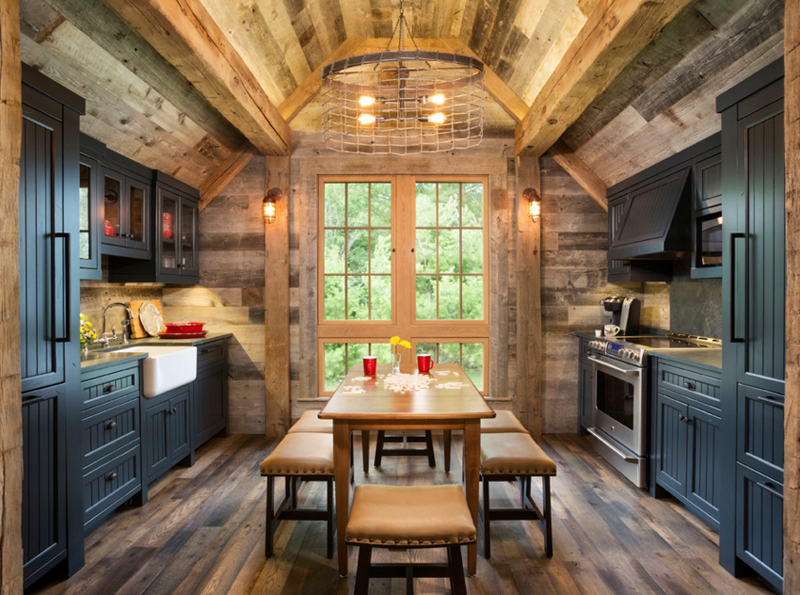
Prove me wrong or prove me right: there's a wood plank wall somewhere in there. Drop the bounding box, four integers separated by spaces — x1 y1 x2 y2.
784 0 799 590
539 155 669 432
0 0 23 591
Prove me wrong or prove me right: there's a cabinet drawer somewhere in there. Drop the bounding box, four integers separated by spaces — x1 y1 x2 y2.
83 442 142 531
736 463 783 591
737 384 784 481
81 364 140 410
82 395 140 467
656 363 720 408
196 340 226 369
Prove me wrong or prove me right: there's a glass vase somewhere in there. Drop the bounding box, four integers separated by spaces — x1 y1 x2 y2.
391 352 402 375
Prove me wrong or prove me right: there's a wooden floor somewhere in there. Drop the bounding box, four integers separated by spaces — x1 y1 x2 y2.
29 433 774 595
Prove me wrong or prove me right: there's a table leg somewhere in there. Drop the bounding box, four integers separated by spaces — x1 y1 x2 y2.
463 420 480 574
361 430 370 475
333 422 351 576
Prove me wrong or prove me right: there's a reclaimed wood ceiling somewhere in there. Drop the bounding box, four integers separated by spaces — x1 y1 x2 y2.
17 0 785 195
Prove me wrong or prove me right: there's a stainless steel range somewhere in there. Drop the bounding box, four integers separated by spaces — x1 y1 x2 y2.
586 333 720 488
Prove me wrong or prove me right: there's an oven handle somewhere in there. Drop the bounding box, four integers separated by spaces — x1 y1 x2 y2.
587 427 640 462
587 356 640 377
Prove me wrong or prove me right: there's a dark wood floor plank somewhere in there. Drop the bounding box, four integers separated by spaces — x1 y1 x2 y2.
28 433 776 595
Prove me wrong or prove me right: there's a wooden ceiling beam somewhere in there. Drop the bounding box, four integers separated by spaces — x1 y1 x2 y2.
548 140 608 212
280 37 529 125
42 0 246 151
198 144 256 211
103 0 291 156
514 0 695 157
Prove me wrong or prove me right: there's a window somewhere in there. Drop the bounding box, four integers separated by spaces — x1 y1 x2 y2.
318 176 489 395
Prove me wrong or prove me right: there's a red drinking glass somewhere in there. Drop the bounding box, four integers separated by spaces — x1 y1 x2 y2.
417 354 435 373
363 356 377 375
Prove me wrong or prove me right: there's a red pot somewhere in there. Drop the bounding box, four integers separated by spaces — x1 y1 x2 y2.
164 322 205 333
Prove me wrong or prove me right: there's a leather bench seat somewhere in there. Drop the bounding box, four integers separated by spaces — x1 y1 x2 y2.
480 410 528 433
259 433 334 476
346 484 476 547
286 409 333 434
480 432 557 476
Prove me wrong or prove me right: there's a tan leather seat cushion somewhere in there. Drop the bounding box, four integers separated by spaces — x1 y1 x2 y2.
286 409 333 434
345 484 476 546
480 432 557 476
480 410 527 433
259 432 334 476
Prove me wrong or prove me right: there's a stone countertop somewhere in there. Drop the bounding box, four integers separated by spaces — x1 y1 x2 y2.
80 333 233 371
648 348 722 372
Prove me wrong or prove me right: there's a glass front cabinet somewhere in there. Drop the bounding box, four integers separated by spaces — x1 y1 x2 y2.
100 150 152 260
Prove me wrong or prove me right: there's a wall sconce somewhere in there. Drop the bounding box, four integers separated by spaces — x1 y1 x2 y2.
523 187 541 223
262 187 282 224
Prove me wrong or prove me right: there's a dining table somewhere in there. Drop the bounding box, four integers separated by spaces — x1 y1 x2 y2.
318 363 495 576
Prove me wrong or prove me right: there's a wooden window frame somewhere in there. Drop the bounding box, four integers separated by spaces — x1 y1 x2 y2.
317 175 490 396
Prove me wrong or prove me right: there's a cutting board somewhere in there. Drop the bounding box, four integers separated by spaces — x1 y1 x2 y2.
128 300 165 338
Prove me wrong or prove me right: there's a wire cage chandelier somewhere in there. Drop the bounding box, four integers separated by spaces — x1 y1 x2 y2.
321 2 485 155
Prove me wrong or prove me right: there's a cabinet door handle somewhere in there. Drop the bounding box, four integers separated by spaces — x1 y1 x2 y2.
106 472 118 481
678 414 692 424
756 481 783 499
105 420 117 430
683 380 695 390
756 395 785 409
54 232 71 343
729 232 746 343
103 384 115 393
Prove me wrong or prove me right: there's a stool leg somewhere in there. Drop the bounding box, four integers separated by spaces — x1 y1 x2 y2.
265 476 275 557
543 475 553 558
361 430 370 475
483 476 491 559
425 430 436 467
354 545 372 595
326 477 334 559
443 430 452 473
447 545 467 595
374 430 385 467
290 476 299 509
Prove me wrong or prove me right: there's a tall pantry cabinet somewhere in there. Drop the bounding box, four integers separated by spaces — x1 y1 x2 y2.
19 65 85 587
718 59 785 592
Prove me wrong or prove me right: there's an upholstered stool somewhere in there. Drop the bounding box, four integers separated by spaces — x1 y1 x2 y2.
373 430 436 468
259 432 335 558
480 432 557 558
287 409 332 433
346 484 476 595
480 410 527 433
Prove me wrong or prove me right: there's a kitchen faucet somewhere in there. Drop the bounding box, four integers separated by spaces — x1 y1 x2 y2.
98 302 135 346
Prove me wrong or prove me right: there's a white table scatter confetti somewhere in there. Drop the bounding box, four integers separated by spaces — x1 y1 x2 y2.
341 385 366 394
352 377 373 382
382 373 438 393
438 382 470 389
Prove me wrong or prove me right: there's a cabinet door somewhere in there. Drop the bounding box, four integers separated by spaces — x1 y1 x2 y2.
579 363 592 435
737 383 784 482
654 392 688 495
686 405 721 528
78 155 101 279
157 188 181 275
179 198 199 278
101 168 125 248
143 400 171 482
194 365 227 447
22 387 67 575
125 176 149 254
19 104 66 392
168 391 191 462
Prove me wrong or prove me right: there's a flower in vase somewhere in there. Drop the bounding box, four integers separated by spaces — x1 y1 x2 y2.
80 313 97 346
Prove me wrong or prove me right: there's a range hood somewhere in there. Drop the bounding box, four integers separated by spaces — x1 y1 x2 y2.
608 167 693 260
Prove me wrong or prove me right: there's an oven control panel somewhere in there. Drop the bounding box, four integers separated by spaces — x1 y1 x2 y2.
588 339 646 365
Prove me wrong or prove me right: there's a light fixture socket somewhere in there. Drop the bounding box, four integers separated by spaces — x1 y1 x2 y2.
263 187 282 224
523 187 541 223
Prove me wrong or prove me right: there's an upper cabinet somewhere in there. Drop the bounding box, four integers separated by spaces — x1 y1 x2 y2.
100 150 152 260
78 135 103 279
108 171 200 284
691 150 723 279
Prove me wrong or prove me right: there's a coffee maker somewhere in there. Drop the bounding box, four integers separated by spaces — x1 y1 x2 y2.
600 296 640 336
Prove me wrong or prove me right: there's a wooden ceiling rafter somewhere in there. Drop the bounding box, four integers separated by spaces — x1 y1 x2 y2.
102 0 291 156
198 144 257 211
514 0 696 157
279 37 530 125
548 140 608 211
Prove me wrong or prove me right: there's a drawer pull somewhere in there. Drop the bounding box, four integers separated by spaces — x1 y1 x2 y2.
105 420 117 430
106 472 118 481
683 380 695 390
103 384 115 394
678 414 692 424
756 395 784 409
200 345 222 356
756 481 783 499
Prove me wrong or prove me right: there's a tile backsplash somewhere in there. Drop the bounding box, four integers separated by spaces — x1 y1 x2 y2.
668 260 723 339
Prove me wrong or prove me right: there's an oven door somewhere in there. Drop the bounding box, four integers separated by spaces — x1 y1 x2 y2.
589 355 646 456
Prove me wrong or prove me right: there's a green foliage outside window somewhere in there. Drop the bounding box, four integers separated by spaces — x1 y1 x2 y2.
323 342 392 391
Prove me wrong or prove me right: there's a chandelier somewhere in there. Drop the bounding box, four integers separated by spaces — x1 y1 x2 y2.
321 1 485 154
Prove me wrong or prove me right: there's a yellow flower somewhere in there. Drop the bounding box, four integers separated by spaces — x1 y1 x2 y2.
389 336 400 346
399 340 411 349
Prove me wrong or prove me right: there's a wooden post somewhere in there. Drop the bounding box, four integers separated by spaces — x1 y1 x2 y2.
516 156 543 436
264 156 291 437
784 1 800 591
0 0 23 592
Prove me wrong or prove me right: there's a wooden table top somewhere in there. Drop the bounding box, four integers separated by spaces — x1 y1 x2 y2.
319 363 495 420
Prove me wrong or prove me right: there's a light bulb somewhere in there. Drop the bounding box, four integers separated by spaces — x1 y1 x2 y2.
529 199 541 222
358 95 376 107
429 93 446 105
428 112 446 124
358 113 376 125
262 198 276 224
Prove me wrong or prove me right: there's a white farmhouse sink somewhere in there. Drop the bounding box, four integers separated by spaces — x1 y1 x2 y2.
115 345 198 398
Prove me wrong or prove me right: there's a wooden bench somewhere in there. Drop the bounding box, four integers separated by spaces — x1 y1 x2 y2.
480 432 557 558
480 409 528 433
345 484 476 594
259 432 335 558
